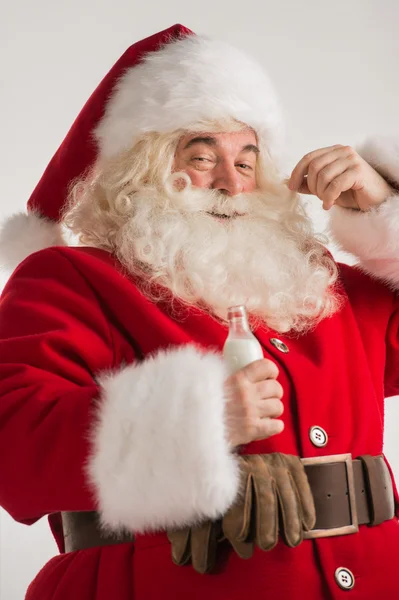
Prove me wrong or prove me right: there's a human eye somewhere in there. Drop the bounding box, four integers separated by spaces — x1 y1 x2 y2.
190 156 214 170
237 163 253 171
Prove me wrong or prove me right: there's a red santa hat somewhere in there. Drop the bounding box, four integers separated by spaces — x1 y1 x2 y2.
0 23 282 273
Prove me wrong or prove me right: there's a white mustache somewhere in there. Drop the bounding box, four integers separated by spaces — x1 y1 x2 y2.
163 171 282 220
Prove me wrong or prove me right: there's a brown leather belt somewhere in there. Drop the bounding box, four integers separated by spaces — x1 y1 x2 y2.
62 510 135 552
61 454 395 552
302 453 395 538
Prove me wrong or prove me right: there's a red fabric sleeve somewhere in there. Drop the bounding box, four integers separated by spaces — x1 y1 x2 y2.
0 248 115 524
385 293 399 398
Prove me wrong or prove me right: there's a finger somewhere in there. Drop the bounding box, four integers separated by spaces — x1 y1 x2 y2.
297 179 312 195
269 454 303 547
323 167 360 209
167 528 191 565
276 473 304 547
315 158 353 200
241 358 279 384
222 462 253 543
288 145 343 191
226 535 254 560
191 521 219 574
258 398 284 419
283 455 316 531
254 417 284 441
256 379 283 400
250 455 279 551
305 147 352 196
222 461 255 559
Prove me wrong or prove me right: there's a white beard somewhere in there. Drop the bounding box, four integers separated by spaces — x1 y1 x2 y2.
114 174 340 333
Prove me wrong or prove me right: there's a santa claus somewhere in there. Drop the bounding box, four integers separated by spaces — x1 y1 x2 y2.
0 23 398 600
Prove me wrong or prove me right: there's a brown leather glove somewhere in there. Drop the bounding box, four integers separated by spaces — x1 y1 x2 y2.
167 520 222 574
222 453 316 558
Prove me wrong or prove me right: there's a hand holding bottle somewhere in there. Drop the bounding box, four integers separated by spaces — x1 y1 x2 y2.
224 358 284 448
223 306 284 448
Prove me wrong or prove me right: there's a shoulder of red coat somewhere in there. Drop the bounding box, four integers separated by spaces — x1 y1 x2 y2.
18 245 116 270
3 246 121 290
337 261 396 304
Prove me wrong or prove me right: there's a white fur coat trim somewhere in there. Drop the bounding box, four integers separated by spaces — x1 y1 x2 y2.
95 35 283 162
0 212 65 274
329 196 399 288
329 136 399 287
87 345 240 534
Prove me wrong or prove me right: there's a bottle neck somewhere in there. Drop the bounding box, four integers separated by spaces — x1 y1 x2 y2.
229 316 251 335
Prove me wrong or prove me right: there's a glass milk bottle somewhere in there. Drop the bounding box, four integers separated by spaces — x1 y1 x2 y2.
223 305 264 374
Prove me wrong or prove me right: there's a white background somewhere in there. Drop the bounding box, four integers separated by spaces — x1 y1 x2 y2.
1 1 399 598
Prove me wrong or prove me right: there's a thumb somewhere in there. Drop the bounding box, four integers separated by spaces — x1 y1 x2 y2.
285 176 312 195
297 179 312 195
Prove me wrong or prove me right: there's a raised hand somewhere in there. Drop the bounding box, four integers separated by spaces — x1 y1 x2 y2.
288 144 394 211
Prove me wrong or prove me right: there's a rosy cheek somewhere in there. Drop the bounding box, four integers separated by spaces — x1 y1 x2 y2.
246 179 257 192
184 168 210 188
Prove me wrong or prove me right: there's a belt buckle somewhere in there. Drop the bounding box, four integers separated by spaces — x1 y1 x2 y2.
301 453 359 539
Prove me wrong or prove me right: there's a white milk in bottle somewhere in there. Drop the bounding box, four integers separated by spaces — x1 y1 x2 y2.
223 305 264 374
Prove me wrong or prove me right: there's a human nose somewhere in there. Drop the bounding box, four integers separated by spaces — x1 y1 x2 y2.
212 163 243 196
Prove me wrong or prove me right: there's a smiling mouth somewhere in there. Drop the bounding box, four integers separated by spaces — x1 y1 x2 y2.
207 212 245 219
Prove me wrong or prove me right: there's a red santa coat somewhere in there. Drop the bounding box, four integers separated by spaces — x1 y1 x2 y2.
0 245 399 600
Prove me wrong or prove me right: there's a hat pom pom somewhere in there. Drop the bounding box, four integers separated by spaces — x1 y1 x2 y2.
0 212 65 275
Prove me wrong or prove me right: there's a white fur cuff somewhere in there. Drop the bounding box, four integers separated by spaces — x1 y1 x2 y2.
87 345 240 534
329 197 399 288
